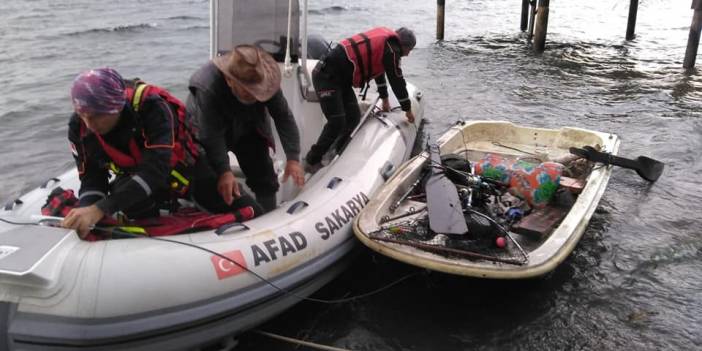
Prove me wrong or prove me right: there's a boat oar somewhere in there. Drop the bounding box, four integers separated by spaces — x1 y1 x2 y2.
569 146 664 182
424 143 468 235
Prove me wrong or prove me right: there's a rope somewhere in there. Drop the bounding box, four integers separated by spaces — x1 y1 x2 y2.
0 217 39 226
283 0 294 77
252 330 352 351
139 232 422 304
491 141 537 155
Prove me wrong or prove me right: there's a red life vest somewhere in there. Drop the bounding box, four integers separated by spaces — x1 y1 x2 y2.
340 27 399 88
87 79 199 170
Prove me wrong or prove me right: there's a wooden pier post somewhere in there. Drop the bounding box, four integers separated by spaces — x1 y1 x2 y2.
626 0 639 40
520 0 529 31
533 0 550 52
526 0 536 42
437 0 445 40
684 0 702 68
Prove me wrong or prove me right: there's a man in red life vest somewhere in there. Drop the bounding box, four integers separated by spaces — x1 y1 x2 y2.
304 27 417 173
61 68 261 238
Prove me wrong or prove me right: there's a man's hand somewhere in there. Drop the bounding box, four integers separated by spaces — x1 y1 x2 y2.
405 110 415 123
381 98 391 112
217 171 240 205
61 205 104 238
283 160 305 187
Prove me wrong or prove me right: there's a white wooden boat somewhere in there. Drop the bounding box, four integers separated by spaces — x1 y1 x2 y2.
354 120 618 279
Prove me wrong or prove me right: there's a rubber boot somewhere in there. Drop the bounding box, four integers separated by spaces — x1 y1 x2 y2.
256 193 277 213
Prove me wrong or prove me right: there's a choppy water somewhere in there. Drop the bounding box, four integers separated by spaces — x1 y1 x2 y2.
1 0 701 350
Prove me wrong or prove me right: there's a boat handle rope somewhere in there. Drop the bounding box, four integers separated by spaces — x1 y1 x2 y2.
286 200 309 214
380 161 395 181
40 177 61 189
326 177 343 189
214 222 249 235
0 216 423 304
4 198 23 211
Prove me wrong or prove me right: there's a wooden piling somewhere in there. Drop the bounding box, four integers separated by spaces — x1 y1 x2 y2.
527 0 536 42
626 0 639 40
533 0 550 52
437 0 445 40
684 0 702 68
520 0 529 31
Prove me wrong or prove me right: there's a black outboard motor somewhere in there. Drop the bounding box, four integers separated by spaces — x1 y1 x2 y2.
440 154 472 186
307 33 332 59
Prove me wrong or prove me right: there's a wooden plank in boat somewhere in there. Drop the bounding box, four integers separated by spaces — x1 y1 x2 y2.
512 206 569 239
560 176 586 194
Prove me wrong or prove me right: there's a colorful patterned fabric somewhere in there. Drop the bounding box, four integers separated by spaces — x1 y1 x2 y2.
509 161 564 208
70 68 126 115
474 153 563 208
474 153 513 184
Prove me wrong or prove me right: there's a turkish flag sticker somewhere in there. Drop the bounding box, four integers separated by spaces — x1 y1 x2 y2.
211 250 247 280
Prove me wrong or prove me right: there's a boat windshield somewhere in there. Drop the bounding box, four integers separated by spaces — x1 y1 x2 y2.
213 0 300 63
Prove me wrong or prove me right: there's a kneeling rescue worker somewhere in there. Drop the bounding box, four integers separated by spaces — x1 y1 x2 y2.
61 68 262 238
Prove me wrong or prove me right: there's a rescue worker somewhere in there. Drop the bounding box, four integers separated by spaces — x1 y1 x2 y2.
304 27 417 173
187 44 304 213
62 68 261 238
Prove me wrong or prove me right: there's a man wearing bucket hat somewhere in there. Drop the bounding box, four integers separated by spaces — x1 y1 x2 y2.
187 44 304 213
62 68 262 237
304 27 417 174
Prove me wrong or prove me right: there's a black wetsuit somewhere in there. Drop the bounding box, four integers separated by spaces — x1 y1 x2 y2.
68 93 261 219
305 37 411 166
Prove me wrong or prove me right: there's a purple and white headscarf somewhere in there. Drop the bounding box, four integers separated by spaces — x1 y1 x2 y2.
70 68 126 115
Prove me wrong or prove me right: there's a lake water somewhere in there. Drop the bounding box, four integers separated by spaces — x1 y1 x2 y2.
1 0 700 349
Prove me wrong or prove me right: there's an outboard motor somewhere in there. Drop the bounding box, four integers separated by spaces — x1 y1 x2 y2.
307 33 332 59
